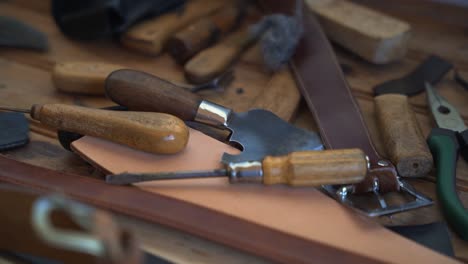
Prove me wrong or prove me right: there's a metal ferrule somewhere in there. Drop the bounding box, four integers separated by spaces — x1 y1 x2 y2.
195 100 232 127
227 161 263 183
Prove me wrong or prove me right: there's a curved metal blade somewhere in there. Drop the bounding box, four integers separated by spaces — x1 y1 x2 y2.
221 109 323 163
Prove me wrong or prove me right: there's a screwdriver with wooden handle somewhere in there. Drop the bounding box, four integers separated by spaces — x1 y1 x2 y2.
0 104 189 154
106 148 369 186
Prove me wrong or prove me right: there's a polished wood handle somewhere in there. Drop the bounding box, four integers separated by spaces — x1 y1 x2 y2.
375 94 433 177
262 149 367 186
30 104 189 154
52 62 123 95
121 0 225 55
105 69 202 121
167 4 245 64
184 29 254 84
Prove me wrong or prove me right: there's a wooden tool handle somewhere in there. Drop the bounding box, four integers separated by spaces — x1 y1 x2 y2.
184 29 253 84
375 94 433 177
30 104 189 154
167 4 244 64
121 0 225 55
262 149 368 186
52 62 123 95
106 69 202 121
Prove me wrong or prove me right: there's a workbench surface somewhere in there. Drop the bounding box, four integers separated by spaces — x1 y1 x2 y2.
0 0 467 262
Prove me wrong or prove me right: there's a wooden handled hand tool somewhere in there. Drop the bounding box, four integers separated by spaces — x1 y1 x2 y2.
52 62 123 95
106 69 323 164
184 28 256 84
121 0 225 56
167 3 247 64
375 94 433 177
106 148 368 186
306 0 411 64
0 104 189 154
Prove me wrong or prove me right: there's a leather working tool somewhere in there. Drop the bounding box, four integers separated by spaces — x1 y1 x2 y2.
373 55 453 96
167 2 247 64
0 184 141 264
425 82 468 241
52 62 124 95
260 0 432 216
454 70 468 91
375 94 433 177
0 155 458 264
105 69 323 164
0 15 48 51
185 1 302 83
106 149 368 186
51 0 185 40
121 0 225 56
306 0 411 64
0 112 29 151
52 61 234 95
0 104 189 154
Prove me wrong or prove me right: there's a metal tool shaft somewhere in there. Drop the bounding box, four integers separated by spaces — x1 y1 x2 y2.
0 106 31 114
106 169 228 185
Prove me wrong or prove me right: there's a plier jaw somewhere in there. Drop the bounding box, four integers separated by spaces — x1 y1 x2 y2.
426 82 468 241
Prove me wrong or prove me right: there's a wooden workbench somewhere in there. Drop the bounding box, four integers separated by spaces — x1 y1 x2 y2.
0 0 467 262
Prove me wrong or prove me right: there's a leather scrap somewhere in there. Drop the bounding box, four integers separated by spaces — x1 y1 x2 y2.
0 112 29 151
374 55 453 96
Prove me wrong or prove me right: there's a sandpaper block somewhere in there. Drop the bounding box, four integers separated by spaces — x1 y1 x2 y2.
306 0 411 64
0 112 29 151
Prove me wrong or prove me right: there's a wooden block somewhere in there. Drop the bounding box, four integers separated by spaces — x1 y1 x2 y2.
306 0 411 64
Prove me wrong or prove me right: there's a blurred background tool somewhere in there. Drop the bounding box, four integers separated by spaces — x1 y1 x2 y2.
52 62 234 95
105 69 323 164
306 0 410 64
121 0 225 55
426 82 468 241
0 104 189 154
0 185 142 264
185 0 303 83
375 94 433 177
168 2 247 64
106 149 368 186
0 15 48 51
373 55 453 96
52 62 124 95
52 0 186 40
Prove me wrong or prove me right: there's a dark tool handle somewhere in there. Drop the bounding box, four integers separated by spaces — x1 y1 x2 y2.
427 128 468 241
458 130 468 162
106 69 203 121
375 94 433 177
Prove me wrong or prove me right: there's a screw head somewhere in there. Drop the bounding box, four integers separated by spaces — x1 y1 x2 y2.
377 160 390 167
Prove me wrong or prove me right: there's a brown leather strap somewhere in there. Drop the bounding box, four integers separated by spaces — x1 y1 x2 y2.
258 0 399 193
0 155 382 264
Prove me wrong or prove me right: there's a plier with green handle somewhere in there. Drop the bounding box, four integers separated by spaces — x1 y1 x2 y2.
425 82 468 241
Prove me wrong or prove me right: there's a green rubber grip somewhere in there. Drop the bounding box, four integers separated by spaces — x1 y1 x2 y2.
427 128 468 241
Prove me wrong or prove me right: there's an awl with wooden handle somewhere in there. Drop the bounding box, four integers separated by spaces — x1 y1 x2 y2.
106 148 368 186
0 104 189 154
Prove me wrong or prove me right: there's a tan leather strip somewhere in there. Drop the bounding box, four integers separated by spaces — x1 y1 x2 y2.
258 0 399 193
0 155 381 264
